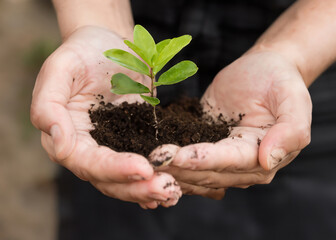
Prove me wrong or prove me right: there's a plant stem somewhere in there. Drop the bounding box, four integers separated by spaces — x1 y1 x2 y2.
153 105 158 140
150 68 159 140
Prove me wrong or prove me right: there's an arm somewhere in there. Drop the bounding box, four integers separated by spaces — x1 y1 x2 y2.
153 0 336 198
52 0 134 40
250 0 336 86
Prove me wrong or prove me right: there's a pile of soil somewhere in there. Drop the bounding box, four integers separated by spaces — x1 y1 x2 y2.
89 97 236 157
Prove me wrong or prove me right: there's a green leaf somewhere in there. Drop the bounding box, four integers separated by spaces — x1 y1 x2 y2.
156 39 171 54
151 39 171 64
153 35 192 74
124 39 149 63
133 25 157 66
110 73 150 95
140 95 160 106
104 49 150 76
155 61 198 86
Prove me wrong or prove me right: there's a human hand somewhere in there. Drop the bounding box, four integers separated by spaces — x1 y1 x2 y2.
149 51 312 199
30 26 181 209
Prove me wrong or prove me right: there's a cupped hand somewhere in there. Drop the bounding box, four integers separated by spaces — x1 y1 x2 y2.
150 51 312 199
30 26 181 209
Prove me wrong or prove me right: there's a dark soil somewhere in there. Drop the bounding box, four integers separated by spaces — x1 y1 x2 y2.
89 97 236 157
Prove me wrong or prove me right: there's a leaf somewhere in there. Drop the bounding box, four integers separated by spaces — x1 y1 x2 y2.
110 73 150 95
153 35 192 74
155 61 198 86
140 95 160 106
133 25 157 66
124 40 149 63
151 39 171 64
104 49 150 76
156 39 171 54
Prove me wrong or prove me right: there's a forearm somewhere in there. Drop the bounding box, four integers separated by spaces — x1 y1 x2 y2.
249 0 336 86
52 0 134 41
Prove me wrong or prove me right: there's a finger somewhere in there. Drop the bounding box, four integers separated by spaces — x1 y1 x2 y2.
141 197 180 209
259 80 312 170
148 144 180 168
139 203 149 209
165 166 274 188
93 172 182 204
31 51 78 160
42 132 154 182
171 128 260 171
139 198 180 209
178 182 226 200
232 185 251 189
139 201 159 209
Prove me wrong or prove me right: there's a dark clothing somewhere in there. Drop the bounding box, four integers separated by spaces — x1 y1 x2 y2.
57 1 336 239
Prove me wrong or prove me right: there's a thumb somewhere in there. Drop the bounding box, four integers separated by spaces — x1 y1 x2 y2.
259 80 312 170
30 51 77 160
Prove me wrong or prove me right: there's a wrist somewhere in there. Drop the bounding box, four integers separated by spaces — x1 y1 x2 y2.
247 41 309 85
246 0 336 87
52 0 134 41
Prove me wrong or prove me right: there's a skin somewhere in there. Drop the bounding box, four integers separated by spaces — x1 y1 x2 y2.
152 51 311 197
31 0 336 207
31 1 181 209
151 0 336 198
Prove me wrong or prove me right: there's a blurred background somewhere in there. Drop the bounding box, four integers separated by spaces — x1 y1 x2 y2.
1 0 336 239
0 0 60 239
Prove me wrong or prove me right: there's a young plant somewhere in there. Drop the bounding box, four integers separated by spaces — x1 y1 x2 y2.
104 25 198 139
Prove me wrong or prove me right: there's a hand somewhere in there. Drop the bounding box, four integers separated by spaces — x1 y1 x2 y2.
30 26 181 209
149 51 312 199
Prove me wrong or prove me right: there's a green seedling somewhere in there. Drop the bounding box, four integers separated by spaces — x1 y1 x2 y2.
104 25 198 139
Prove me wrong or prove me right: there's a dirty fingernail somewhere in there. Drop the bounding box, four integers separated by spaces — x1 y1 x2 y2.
149 145 179 168
268 148 286 170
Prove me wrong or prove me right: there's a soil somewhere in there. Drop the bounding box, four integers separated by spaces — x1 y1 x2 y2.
89 97 237 157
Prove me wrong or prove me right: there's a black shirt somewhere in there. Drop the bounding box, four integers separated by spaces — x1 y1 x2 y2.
57 1 336 239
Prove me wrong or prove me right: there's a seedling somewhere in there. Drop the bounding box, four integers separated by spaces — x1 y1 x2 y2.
104 25 198 139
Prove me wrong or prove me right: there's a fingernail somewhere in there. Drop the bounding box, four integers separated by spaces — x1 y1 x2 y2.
268 148 286 170
149 145 179 168
50 125 63 157
128 175 145 181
